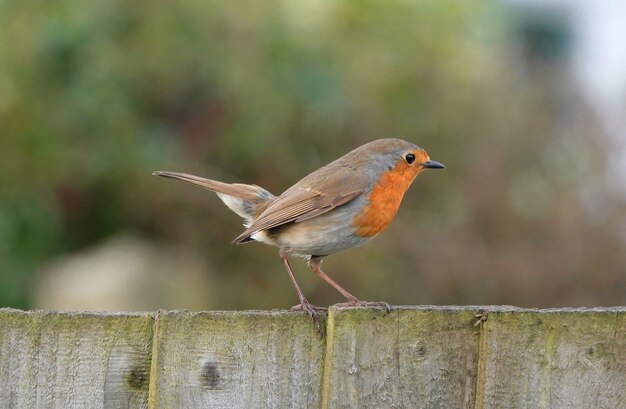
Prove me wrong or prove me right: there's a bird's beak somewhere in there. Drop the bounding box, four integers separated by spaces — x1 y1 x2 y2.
422 160 445 169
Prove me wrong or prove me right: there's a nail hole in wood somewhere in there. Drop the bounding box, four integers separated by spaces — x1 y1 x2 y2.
416 345 427 357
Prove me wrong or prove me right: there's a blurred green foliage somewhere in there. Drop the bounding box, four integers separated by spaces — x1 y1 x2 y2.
1 1 624 310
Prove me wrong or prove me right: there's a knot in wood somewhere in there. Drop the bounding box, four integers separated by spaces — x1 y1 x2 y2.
201 361 221 389
124 366 148 390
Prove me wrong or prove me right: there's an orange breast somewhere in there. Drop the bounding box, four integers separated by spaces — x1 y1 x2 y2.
353 159 422 237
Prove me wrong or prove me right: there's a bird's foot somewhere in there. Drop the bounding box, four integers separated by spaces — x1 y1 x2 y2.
474 311 488 327
291 299 326 337
290 303 328 313
335 298 392 313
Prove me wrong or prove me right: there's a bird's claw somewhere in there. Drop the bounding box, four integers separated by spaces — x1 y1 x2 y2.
290 304 328 313
292 299 326 337
474 311 488 327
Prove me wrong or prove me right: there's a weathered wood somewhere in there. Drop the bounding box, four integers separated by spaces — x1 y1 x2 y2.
476 307 626 409
148 310 325 409
1 306 625 409
0 309 153 409
321 306 480 409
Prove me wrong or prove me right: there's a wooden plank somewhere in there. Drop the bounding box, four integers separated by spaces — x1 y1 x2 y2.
321 306 481 409
148 310 325 409
0 308 154 409
2 306 625 409
476 307 626 409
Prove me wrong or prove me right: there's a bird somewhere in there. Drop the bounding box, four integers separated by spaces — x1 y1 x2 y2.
153 138 444 333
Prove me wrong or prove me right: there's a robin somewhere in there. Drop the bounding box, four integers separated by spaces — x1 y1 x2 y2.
154 138 444 333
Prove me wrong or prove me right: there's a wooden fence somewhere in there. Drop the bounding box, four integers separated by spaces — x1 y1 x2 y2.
1 306 625 408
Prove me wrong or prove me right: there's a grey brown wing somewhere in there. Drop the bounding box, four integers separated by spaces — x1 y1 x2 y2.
232 171 368 243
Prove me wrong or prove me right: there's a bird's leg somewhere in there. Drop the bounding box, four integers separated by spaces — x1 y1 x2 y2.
308 256 360 303
309 256 391 313
280 252 324 335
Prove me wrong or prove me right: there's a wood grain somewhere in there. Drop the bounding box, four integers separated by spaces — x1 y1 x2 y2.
476 307 626 409
148 310 325 409
0 309 153 409
321 306 480 409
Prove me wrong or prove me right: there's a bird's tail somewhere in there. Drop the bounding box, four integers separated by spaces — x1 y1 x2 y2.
152 171 275 224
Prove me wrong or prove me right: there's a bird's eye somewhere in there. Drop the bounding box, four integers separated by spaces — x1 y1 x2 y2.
405 153 415 164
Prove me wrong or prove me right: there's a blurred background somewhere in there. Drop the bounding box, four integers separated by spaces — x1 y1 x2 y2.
1 0 625 312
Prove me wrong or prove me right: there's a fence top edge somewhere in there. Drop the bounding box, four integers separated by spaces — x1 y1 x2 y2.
378 305 626 313
2 305 625 317
0 308 155 318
